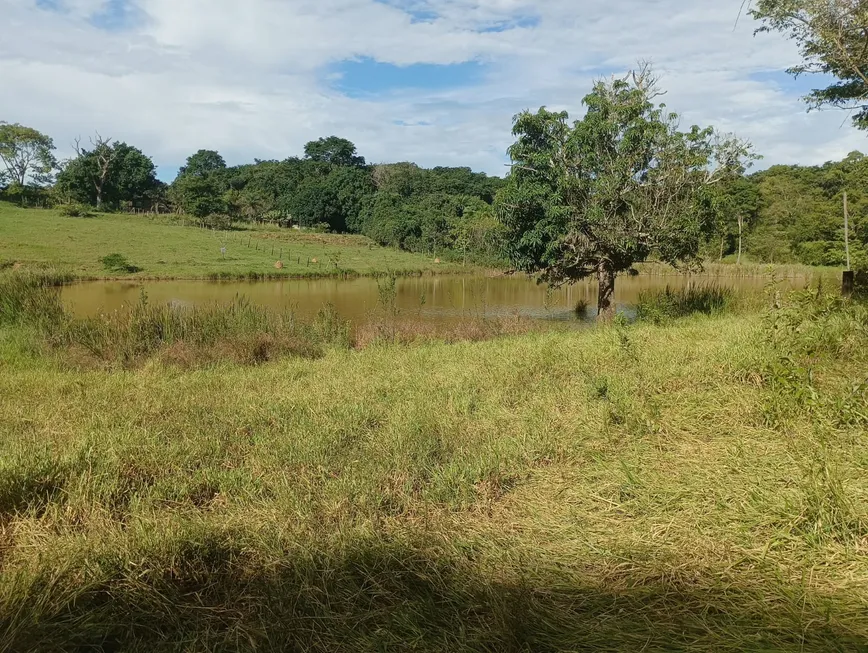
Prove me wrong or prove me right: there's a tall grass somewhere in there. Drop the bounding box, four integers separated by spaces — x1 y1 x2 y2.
636 283 735 323
0 293 865 650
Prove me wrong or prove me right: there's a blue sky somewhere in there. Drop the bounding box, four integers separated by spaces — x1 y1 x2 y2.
2 0 863 182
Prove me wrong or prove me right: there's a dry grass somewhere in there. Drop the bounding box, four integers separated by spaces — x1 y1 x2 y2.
0 273 866 651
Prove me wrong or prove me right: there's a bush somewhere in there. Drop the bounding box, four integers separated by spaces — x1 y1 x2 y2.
100 253 141 274
637 284 735 324
202 213 233 230
58 203 94 218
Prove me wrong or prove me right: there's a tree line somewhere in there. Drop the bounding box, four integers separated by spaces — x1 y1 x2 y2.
0 127 506 264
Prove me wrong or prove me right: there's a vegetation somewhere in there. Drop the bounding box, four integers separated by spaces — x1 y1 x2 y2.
636 283 736 323
0 122 57 201
496 65 754 319
0 203 459 280
55 135 164 212
743 152 868 266
752 0 868 130
0 273 865 650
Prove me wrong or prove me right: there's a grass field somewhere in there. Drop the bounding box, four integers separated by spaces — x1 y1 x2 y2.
0 277 866 651
0 203 458 279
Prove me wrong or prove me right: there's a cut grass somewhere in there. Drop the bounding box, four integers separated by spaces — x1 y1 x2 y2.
0 202 461 280
0 292 866 650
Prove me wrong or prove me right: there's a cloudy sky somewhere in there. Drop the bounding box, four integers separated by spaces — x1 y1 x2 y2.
1 0 864 180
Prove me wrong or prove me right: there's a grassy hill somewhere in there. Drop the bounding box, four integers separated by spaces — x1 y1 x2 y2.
0 203 458 279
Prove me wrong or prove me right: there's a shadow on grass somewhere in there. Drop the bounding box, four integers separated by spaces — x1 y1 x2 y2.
1 533 860 652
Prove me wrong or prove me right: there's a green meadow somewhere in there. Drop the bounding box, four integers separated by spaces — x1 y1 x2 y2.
0 203 458 280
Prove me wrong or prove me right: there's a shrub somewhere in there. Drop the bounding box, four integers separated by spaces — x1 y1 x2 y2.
100 253 141 274
202 213 233 231
58 203 94 218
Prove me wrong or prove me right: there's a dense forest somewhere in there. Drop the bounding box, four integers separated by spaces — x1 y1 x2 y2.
0 122 864 268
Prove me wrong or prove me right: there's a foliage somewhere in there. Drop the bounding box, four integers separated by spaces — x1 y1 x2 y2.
746 151 868 265
496 66 753 318
0 122 57 187
57 202 94 218
304 136 366 166
56 139 162 211
100 253 141 274
752 0 868 129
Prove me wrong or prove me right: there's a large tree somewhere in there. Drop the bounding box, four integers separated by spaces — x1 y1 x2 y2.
179 149 227 178
752 0 868 129
57 136 160 210
0 122 57 187
304 136 366 167
170 150 230 218
496 67 753 319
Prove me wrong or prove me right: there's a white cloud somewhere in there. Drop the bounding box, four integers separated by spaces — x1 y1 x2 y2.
0 0 863 179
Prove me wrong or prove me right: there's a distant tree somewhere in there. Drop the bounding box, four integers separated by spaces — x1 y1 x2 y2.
179 149 227 178
304 136 366 167
701 172 762 263
170 150 231 219
496 66 753 319
752 0 868 129
57 136 160 210
0 122 57 187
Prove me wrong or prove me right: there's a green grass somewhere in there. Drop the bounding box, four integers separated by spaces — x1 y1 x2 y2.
0 202 461 280
0 285 866 651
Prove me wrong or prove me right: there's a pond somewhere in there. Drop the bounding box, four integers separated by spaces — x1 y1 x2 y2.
60 272 815 324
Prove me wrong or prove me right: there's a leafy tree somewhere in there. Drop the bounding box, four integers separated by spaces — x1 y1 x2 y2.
701 174 762 262
179 149 227 178
57 137 160 210
170 150 231 219
0 122 57 187
304 136 366 167
752 0 868 129
496 67 752 319
170 174 227 218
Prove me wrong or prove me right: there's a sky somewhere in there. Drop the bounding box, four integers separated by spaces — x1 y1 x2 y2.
1 0 864 181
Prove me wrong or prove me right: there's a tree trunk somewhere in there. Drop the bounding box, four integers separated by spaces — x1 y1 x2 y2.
596 262 616 321
737 214 744 265
719 234 725 261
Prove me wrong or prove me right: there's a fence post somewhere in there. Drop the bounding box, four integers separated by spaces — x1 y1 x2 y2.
843 271 855 297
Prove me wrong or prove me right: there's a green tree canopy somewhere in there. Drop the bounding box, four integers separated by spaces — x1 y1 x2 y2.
752 0 868 129
0 122 57 187
303 136 366 167
56 139 160 210
179 149 227 178
496 67 753 319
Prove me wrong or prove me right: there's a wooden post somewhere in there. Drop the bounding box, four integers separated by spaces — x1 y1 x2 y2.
843 271 855 297
737 213 744 266
844 191 851 271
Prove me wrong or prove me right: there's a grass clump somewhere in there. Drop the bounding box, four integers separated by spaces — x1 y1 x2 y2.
100 253 141 274
636 283 735 323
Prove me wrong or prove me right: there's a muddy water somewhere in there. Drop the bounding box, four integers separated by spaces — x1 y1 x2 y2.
60 273 809 324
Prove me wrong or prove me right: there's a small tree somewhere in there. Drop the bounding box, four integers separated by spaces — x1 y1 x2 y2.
496 66 753 319
752 0 868 129
0 122 57 188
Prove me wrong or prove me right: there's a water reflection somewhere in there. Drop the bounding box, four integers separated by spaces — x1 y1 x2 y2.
61 273 807 324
